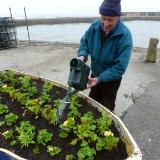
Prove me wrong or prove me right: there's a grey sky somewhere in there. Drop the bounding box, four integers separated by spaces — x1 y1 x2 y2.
0 0 160 18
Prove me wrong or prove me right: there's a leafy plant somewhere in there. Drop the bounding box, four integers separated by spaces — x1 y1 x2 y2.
16 121 35 148
96 112 112 135
16 121 35 133
65 154 75 160
10 140 17 147
96 136 119 151
38 82 52 105
0 121 5 127
55 90 60 96
4 113 19 126
41 105 58 124
0 103 9 115
0 70 17 87
70 139 78 145
19 75 37 96
43 81 53 94
25 99 41 119
7 87 29 105
59 130 69 139
17 131 35 148
61 117 75 130
47 145 61 157
77 142 96 160
75 112 96 141
53 99 61 109
2 130 13 140
33 145 40 155
37 129 53 145
39 93 51 105
59 117 76 139
68 95 81 118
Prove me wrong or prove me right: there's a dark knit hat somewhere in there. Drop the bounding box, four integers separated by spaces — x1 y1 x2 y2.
99 0 121 16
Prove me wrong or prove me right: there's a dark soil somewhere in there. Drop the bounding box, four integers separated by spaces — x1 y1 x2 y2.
0 73 128 160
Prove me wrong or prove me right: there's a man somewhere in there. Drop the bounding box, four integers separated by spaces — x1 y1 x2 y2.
77 0 133 112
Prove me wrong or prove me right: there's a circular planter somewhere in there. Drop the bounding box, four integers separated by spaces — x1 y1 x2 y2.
0 71 142 160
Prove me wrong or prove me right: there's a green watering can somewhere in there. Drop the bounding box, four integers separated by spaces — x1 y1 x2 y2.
68 58 90 90
55 58 90 124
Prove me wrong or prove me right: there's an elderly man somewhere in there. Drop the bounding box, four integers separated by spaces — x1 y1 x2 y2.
77 0 133 112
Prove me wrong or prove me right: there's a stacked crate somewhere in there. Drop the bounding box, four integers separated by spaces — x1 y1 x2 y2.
0 17 17 49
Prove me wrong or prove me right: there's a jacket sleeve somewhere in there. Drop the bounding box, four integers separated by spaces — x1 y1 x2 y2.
77 27 91 59
97 42 133 82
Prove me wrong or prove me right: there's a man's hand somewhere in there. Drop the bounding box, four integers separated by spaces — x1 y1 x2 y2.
87 77 99 88
78 56 85 62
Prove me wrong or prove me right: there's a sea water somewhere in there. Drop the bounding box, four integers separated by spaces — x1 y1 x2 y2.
16 21 160 48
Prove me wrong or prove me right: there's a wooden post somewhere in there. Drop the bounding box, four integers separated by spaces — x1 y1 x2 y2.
24 7 31 44
9 8 18 45
145 38 159 63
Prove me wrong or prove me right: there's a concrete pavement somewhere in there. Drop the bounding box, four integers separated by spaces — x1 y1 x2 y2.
122 63 160 160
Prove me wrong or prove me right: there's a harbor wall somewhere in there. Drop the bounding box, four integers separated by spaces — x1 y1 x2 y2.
14 16 160 27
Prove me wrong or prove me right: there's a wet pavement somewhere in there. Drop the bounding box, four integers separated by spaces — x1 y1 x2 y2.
123 78 160 160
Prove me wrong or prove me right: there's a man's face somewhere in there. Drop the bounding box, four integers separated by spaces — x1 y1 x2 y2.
101 15 119 33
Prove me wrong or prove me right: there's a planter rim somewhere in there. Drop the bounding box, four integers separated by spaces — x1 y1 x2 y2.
0 70 142 160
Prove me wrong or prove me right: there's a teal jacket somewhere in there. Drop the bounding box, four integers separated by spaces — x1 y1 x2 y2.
78 19 133 82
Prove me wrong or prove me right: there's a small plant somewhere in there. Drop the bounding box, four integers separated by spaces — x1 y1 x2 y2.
16 121 35 148
59 117 76 139
75 112 96 141
39 93 51 105
68 95 81 119
61 117 75 130
77 142 96 160
4 113 19 126
0 103 9 115
17 131 35 148
19 75 37 96
37 129 53 145
0 70 17 87
96 112 112 135
55 90 60 95
25 99 41 119
43 81 53 94
65 154 75 160
53 99 61 109
47 145 61 157
96 135 119 151
10 140 17 147
16 121 35 133
33 145 40 155
2 130 13 140
0 121 5 127
41 105 58 124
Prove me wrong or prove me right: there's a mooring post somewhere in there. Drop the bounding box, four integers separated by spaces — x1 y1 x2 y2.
24 7 31 44
9 7 18 45
145 38 159 63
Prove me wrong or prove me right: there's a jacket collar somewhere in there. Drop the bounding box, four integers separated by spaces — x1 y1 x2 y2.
93 19 124 38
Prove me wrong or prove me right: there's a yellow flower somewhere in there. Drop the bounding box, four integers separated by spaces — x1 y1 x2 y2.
2 84 7 88
63 120 68 127
104 131 114 137
63 118 74 127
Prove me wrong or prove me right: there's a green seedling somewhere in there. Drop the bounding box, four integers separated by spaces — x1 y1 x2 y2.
5 113 19 126
37 129 53 145
47 145 61 157
2 130 13 140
